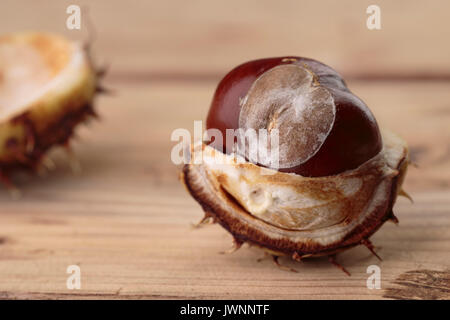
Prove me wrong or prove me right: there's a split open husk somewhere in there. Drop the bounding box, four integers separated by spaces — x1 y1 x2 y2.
182 129 409 259
0 32 99 180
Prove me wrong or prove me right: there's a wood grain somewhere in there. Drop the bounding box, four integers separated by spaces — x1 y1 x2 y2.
0 80 449 299
1 0 450 77
384 269 450 300
0 0 449 300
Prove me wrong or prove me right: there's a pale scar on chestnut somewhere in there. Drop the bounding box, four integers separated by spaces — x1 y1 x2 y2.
182 56 411 275
238 64 336 169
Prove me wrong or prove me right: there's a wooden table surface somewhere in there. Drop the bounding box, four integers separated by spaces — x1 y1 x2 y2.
0 0 449 300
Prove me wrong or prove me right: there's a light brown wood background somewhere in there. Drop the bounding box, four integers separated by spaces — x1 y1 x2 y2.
0 0 449 300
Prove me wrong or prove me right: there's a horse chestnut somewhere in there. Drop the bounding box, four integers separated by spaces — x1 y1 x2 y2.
206 57 382 177
182 57 410 275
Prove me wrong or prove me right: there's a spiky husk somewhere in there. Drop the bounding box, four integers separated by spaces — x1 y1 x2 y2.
0 32 101 184
181 130 409 272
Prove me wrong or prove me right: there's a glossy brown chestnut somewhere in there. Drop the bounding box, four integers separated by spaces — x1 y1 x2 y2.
206 57 382 177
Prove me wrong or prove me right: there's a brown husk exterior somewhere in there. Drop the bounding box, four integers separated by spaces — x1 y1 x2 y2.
0 102 97 175
181 144 408 259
